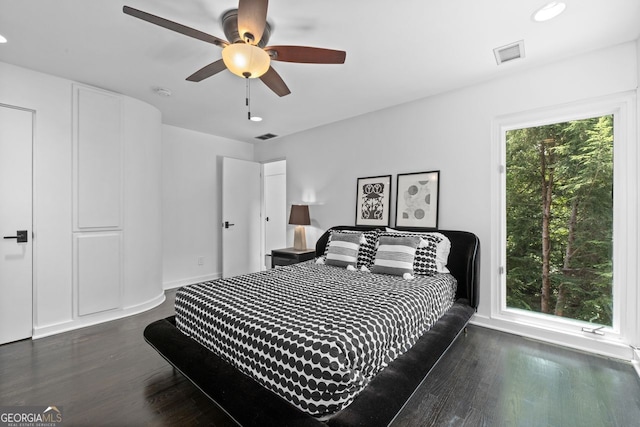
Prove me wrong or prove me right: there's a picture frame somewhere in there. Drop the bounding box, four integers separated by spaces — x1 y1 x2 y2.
355 175 391 226
395 170 440 229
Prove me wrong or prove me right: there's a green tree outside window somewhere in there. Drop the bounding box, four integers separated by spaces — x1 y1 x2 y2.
506 115 613 325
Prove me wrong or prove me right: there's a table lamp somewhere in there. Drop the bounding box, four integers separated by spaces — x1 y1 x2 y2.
289 205 310 250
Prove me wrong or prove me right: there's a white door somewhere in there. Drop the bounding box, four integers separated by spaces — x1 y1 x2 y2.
222 157 261 278
0 105 33 344
263 160 287 268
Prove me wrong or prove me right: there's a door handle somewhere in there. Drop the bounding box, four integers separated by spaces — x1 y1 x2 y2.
3 230 28 243
223 221 235 229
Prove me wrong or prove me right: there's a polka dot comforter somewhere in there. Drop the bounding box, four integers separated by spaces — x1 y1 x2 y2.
175 261 457 417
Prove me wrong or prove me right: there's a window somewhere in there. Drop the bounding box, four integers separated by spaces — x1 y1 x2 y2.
505 116 613 326
492 93 638 358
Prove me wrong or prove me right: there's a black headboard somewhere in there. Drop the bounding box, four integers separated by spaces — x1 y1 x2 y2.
315 226 480 309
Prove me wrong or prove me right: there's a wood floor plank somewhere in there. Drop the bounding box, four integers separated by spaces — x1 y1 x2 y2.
1 291 639 426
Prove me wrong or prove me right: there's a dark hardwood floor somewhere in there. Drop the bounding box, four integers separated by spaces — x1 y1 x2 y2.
391 325 640 427
1 290 639 426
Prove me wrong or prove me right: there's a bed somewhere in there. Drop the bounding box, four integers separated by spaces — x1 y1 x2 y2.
144 225 479 426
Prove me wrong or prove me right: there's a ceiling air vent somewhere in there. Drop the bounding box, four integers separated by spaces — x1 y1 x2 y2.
494 40 525 65
255 133 278 140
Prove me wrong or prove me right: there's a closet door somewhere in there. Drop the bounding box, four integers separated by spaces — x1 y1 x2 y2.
263 160 287 268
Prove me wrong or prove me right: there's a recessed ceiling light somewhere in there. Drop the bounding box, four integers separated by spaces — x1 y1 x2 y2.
250 116 263 122
0 34 7 43
533 2 567 22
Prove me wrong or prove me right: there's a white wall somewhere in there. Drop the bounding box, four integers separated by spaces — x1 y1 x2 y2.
161 125 254 288
0 61 164 337
255 42 638 342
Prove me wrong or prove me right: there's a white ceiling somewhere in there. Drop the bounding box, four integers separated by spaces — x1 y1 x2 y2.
1 0 639 143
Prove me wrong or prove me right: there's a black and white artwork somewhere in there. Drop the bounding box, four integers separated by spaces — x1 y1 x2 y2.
396 170 440 229
355 175 391 226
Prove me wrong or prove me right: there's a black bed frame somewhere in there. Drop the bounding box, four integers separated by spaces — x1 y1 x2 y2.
143 226 480 426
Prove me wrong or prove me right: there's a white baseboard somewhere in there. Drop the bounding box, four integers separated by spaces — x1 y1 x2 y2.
33 292 165 339
633 348 640 378
163 273 221 290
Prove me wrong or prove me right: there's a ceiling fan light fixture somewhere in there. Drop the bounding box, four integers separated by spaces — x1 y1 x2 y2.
222 43 270 78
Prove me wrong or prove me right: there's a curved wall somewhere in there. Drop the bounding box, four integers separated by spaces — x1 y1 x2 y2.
122 97 164 311
0 61 164 338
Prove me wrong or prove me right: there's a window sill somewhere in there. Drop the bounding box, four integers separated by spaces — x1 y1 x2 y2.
471 312 634 362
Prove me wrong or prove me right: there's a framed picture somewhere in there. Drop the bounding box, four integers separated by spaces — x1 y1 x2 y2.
355 175 391 226
395 170 440 229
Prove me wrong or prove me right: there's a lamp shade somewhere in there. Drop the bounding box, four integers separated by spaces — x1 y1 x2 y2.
289 205 310 226
222 43 271 78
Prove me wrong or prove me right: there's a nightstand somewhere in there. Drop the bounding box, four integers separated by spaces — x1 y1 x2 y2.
271 247 316 268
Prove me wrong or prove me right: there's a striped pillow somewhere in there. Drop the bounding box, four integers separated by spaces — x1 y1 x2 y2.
325 232 363 268
380 231 443 275
370 235 421 276
323 229 379 268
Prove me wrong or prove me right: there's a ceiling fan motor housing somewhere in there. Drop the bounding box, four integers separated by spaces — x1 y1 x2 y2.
222 9 272 47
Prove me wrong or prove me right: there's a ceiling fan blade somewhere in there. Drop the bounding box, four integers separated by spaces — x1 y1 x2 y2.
123 6 227 48
260 67 291 97
237 0 268 45
265 46 346 64
186 59 227 82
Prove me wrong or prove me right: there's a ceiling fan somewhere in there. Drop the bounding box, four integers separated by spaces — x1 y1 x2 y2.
123 0 347 97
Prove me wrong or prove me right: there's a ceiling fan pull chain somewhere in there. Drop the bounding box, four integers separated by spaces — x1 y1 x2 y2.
246 77 251 120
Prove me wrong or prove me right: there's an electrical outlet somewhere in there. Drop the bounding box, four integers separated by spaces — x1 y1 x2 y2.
197 256 204 266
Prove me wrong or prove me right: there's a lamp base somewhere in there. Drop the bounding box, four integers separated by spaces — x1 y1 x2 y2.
293 226 307 250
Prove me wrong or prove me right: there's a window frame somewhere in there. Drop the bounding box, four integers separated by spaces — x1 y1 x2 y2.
490 92 638 360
